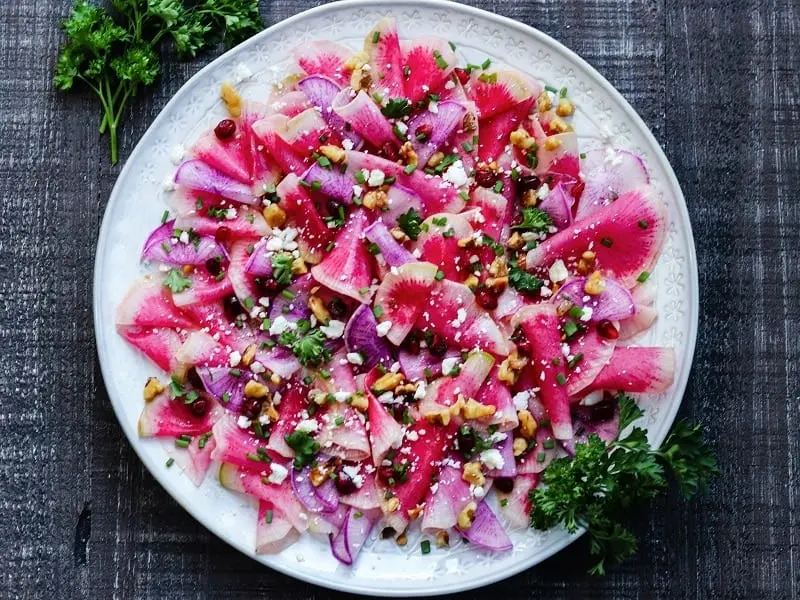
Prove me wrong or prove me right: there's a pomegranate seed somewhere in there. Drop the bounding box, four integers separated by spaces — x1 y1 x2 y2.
256 277 280 295
454 68 470 85
518 174 541 192
205 256 222 276
571 180 585 200
214 226 232 243
214 119 236 140
326 199 341 215
511 326 531 355
596 319 619 340
380 141 398 161
414 123 433 142
403 330 422 355
475 287 498 310
186 367 203 390
334 470 358 495
456 427 476 457
241 398 262 420
428 334 448 357
223 295 244 321
474 167 496 188
494 477 514 494
190 397 209 417
377 465 395 483
327 297 347 318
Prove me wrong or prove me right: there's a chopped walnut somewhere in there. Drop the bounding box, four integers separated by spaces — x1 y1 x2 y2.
462 112 477 132
424 408 451 427
182 265 194 275
390 227 409 242
362 189 388 210
407 505 424 521
309 463 332 487
396 532 408 546
427 152 445 168
262 203 286 228
386 496 401 513
319 144 346 164
463 274 479 290
462 462 486 487
436 530 450 548
220 82 242 118
350 68 372 91
498 350 528 385
291 257 308 275
349 392 369 412
308 295 331 325
241 344 256 367
507 231 525 250
269 373 282 385
584 271 606 295
543 136 562 151
344 51 369 71
549 116 572 133
457 501 478 530
512 437 528 457
462 397 497 420
143 377 164 402
484 276 508 293
399 141 418 166
517 409 537 439
371 372 404 393
488 256 508 277
260 403 279 423
509 127 536 150
556 97 575 117
522 189 538 207
537 90 552 112
244 380 270 399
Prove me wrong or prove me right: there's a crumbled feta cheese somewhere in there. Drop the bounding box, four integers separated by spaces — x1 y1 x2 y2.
512 390 531 411
367 169 386 187
269 315 295 336
441 357 460 376
352 184 363 198
346 352 364 365
548 259 569 283
341 464 364 488
267 463 289 484
375 321 393 337
390 361 401 373
272 391 282 406
405 430 419 442
473 485 486 499
225 208 237 220
537 183 551 200
266 236 284 251
561 343 571 357
258 297 270 307
162 177 176 192
229 350 242 367
487 431 508 445
580 306 593 321
334 391 351 402
233 63 253 83
377 391 395 404
457 308 467 323
395 121 408 134
250 361 265 374
237 415 252 429
295 419 319 433
428 100 439 114
540 286 553 298
342 138 355 151
169 144 185 165
444 79 456 90
414 380 427 399
320 319 345 339
442 160 468 187
479 448 505 470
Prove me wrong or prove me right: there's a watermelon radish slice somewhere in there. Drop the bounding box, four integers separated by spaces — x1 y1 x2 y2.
474 366 519 432
618 305 658 340
565 327 616 396
175 331 228 368
211 413 278 473
256 500 300 554
494 286 526 321
174 160 258 205
244 239 272 277
252 115 308 175
316 402 371 462
276 174 335 262
280 108 337 155
468 187 508 240
164 433 217 486
138 390 221 437
116 276 196 330
517 419 561 474
478 97 535 162
142 220 228 266
512 304 573 439
373 261 439 346
332 89 398 150
397 347 459 382
537 182 574 229
459 500 513 551
345 151 463 215
174 207 269 240
575 148 650 221
189 129 252 184
401 37 457 103
419 351 495 415
411 212 474 280
227 240 262 309
407 101 467 166
631 280 657 306
364 368 405 465
311 210 373 302
267 273 314 323
581 346 675 394
383 184 423 225
172 270 234 308
265 383 309 458
420 463 472 532
525 188 668 288
119 326 186 373
468 70 540 120
532 132 579 176
297 76 362 148
363 17 404 98
339 471 380 510
554 277 636 323
496 473 539 528
292 40 352 85
561 400 620 456
364 220 414 267
269 90 311 117
344 304 393 369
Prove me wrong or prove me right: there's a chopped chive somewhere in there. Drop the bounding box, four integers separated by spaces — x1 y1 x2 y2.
303 375 313 385
165 457 175 467
545 84 558 93
637 271 651 283
461 141 474 153
318 133 329 143
326 241 336 251
432 216 447 226
229 368 242 377
432 50 448 69
281 289 295 300
372 31 380 43
354 511 364 518
355 170 366 184
335 416 345 426
563 319 579 338
246 452 262 462
537 452 547 463
552 357 561 366
638 220 649 229
481 58 491 69
555 373 567 386
435 270 445 281
317 156 332 169
265 509 273 524
478 72 497 84
160 241 172 254
448 41 456 51
568 353 584 370
384 176 396 185
195 198 203 209
358 286 370 295
320 369 331 380
161 210 169 223
493 180 504 193
567 305 584 319
198 432 212 449
459 190 469 202
442 227 455 238
221 392 230 404
421 540 431 554
311 181 322 192
246 244 255 255
242 296 254 310
559 87 568 97
543 438 555 450
175 438 190 448
579 152 587 159
600 237 613 248
367 242 381 255
500 498 508 507
373 305 384 318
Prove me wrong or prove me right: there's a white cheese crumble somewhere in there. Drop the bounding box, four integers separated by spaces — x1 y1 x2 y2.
367 169 386 187
473 485 486 499
580 306 593 321
346 352 364 365
405 430 419 442
548 259 569 283
320 319 345 339
479 448 505 470
295 419 319 433
267 463 289 484
512 390 531 411
414 380 427 399
441 356 460 376
269 315 295 336
537 183 551 200
334 391 351 402
233 63 253 83
237 415 252 429
250 361 265 374
342 138 355 151
442 160 468 187
228 350 242 367
375 320 393 337
352 184 363 198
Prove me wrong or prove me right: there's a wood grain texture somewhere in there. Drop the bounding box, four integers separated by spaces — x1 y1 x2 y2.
0 0 796 598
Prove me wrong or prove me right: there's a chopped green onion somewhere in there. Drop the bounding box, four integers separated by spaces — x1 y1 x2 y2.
543 438 555 450
481 58 491 69
637 271 651 283
434 270 445 281
421 540 431 554
165 457 175 467
600 237 613 248
265 509 273 524
493 180 504 193
161 210 170 224
372 31 380 43
638 220 649 229
404 163 416 174
281 289 295 300
555 373 567 386
373 305 384 318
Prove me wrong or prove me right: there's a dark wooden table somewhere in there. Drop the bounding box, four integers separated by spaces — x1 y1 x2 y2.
2 0 797 598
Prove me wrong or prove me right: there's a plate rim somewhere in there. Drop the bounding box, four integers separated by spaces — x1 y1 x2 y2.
93 0 699 595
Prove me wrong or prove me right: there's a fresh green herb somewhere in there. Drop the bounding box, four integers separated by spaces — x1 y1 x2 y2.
198 432 212 449
512 208 552 233
543 438 556 450
559 86 568 98
567 305 584 320
165 457 175 467
433 50 448 69
285 430 321 469
459 190 470 202
493 180 504 194
397 207 423 241
500 498 509 507
448 41 456 51
563 319 580 339
161 209 170 223
421 540 431 554
481 234 505 257
372 30 380 43
457 425 494 459
432 216 448 226
271 253 294 285
580 152 587 159
175 438 190 448
461 141 474 153
442 227 455 238
355 170 366 184
164 268 192 293
508 266 544 294
555 373 567 386
529 394 718 575
381 97 413 119
54 0 263 163
568 353 584 370
434 270 445 281
544 84 559 93
358 286 370 295
384 176 396 185
265 509 273 524
637 271 651 283
207 205 230 220
373 305 384 318
334 416 345 426
317 155 332 169
478 72 497 84
367 242 381 255
403 163 417 175
281 328 330 367
281 289 295 300
228 368 241 377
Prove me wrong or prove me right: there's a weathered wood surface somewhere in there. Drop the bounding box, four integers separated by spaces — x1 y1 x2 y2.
0 0 797 598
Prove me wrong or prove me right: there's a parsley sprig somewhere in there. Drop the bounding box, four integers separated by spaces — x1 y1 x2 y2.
279 328 331 367
284 430 320 469
54 0 263 163
512 207 552 232
397 208 423 241
508 265 544 295
529 394 718 575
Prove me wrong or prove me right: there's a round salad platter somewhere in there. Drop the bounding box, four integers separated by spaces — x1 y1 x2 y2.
93 0 698 595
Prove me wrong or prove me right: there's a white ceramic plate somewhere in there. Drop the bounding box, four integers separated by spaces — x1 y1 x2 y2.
94 0 698 595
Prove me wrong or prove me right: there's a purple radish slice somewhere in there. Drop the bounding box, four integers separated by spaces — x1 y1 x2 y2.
255 345 301 379
301 162 355 203
256 501 299 554
554 277 636 323
408 101 468 166
313 474 341 511
565 327 617 396
421 464 472 532
244 239 272 277
582 346 676 394
575 147 650 221
344 304 393 370
561 399 620 456
268 273 315 322
494 286 525 321
526 188 668 288
364 220 414 267
618 305 658 340
174 160 258 205
323 502 349 533
297 75 362 147
458 501 512 551
400 36 457 103
196 366 255 412
537 182 574 229
292 41 352 85
141 220 228 266
332 89 397 150
292 466 337 513
397 347 459 382
485 434 517 478
329 507 381 566
174 208 269 240
310 210 373 302
363 17 404 97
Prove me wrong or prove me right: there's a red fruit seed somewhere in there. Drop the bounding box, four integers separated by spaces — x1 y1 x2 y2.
214 119 236 140
474 167 496 188
454 68 470 85
475 287 498 310
596 319 619 340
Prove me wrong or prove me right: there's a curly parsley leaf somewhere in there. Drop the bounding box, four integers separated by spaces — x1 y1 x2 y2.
279 327 330 367
164 268 192 293
284 430 320 469
512 207 552 232
508 265 544 294
380 97 413 119
529 393 718 575
397 208 423 241
270 252 294 285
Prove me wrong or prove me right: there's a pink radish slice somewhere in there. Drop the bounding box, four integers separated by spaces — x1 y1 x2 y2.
408 101 468 166
301 162 355 203
364 368 406 465
292 466 337 513
329 507 381 565
517 422 560 474
533 133 579 176
292 40 352 84
211 414 282 473
332 89 398 150
340 471 380 510
138 390 221 438
280 108 338 155
297 75 362 147
256 501 299 554
496 473 539 528
227 240 261 308
363 17 404 97
364 219 414 267
419 352 495 414
494 286 525 321
554 277 636 323
512 304 573 439
174 208 269 240
421 464 472 532
190 125 256 184
255 345 300 379
478 98 534 163
561 400 620 456
116 276 196 330
565 328 616 396
243 239 271 277
174 160 258 205
317 403 371 462
397 348 459 382
172 271 234 308
581 346 676 394
459 501 512 551
401 36 457 103
268 91 311 117
311 210 373 302
575 148 650 222
474 366 519 432
469 187 508 240
373 261 439 346
142 219 228 266
412 212 474 281
176 331 228 368
252 115 308 175
265 384 308 458
468 70 540 120
525 188 668 288
537 182 573 229
166 434 217 487
631 280 657 306
275 174 335 263
618 305 658 340
118 326 185 373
